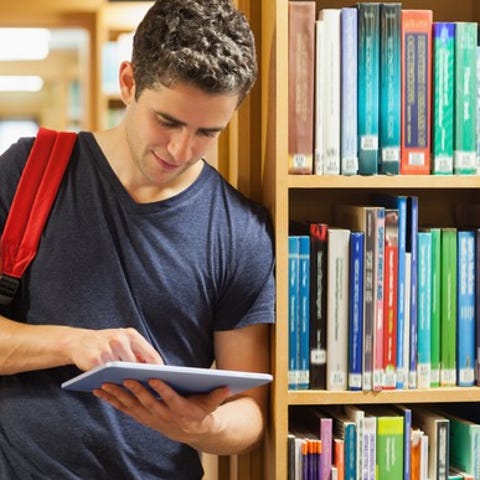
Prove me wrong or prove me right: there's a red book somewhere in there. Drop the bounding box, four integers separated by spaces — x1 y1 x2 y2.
400 10 433 174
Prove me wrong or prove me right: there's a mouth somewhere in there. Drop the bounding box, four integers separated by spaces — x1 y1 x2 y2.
152 151 178 171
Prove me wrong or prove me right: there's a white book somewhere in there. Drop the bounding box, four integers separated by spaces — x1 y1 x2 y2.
326 228 350 390
317 9 341 175
314 19 325 175
402 252 412 389
420 432 429 480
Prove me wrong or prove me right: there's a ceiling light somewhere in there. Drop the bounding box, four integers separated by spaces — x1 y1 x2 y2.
0 76 44 92
0 28 50 61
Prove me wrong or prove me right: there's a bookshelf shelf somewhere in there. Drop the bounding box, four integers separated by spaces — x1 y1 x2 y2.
288 387 480 406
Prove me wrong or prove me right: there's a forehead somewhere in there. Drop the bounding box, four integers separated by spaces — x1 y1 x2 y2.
138 82 239 128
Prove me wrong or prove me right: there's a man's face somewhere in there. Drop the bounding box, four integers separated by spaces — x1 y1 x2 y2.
122 69 239 190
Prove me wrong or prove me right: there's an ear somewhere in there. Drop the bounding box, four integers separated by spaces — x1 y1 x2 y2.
119 61 136 104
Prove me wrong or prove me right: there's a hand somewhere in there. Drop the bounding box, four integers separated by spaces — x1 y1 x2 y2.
66 327 163 371
93 379 232 445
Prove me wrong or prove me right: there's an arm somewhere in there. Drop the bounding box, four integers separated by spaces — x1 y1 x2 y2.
94 322 271 455
0 315 163 375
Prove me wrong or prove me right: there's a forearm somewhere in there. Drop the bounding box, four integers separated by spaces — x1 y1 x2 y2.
0 316 73 374
187 395 266 455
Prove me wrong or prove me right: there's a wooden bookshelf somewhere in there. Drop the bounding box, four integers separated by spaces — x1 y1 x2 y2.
255 1 480 479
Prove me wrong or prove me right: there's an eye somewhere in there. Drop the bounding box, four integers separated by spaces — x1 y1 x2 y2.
198 129 219 139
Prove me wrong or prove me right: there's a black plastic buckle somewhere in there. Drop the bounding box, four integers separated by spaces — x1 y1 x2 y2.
0 274 19 306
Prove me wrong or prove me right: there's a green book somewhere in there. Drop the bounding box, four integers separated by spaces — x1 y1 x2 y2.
376 415 404 479
432 22 455 174
454 22 478 174
440 228 457 386
430 228 441 387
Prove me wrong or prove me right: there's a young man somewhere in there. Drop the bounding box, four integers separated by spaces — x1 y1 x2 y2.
0 0 275 478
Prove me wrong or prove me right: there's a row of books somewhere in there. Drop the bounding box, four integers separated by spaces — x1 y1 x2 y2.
288 193 480 392
288 404 480 480
288 2 480 176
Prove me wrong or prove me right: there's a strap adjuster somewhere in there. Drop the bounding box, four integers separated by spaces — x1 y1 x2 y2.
0 274 19 305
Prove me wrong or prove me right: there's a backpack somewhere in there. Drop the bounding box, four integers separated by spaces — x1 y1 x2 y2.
0 128 77 305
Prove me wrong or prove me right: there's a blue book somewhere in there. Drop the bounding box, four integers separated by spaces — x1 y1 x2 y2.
407 196 419 389
456 230 476 387
476 229 480 386
357 2 380 175
288 236 300 389
417 231 432 389
379 3 401 174
348 231 364 390
298 235 311 389
340 7 358 175
372 194 408 389
430 227 442 387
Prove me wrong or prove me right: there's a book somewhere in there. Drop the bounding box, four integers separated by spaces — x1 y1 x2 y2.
400 10 433 175
379 3 401 175
432 22 455 174
288 1 315 174
407 196 419 389
454 22 478 174
412 407 450 480
348 231 364 390
314 17 326 175
383 209 399 389
308 223 329 389
326 228 350 391
416 230 432 389
392 404 413 480
62 361 273 395
318 8 341 175
357 2 380 175
288 235 300 389
477 229 480 386
298 235 311 389
456 230 475 387
334 438 345 480
440 228 458 387
340 7 359 175
430 227 442 387
477 42 480 174
411 427 423 480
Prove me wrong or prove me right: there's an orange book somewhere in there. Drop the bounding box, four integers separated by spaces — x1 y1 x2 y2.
400 10 433 174
334 438 345 480
288 1 315 174
410 428 423 480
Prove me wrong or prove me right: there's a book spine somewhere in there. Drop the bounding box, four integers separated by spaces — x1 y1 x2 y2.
430 228 442 387
373 207 385 391
288 1 315 174
334 438 345 480
314 19 325 175
309 223 329 389
321 417 334 480
326 228 350 390
416 231 432 389
456 230 475 387
376 416 404 478
477 43 480 174
357 2 380 175
400 10 433 175
432 22 455 174
363 416 377 480
379 3 401 174
340 7 359 175
437 420 450 480
298 235 311 389
476 229 480 386
345 422 357 480
348 231 364 391
318 8 341 175
403 252 412 391
288 236 300 389
454 22 478 174
383 209 398 389
440 228 458 386
407 196 419 389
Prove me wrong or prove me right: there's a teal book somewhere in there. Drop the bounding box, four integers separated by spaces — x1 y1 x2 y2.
456 230 475 387
440 228 457 387
454 22 478 174
432 22 455 174
288 236 300 389
416 231 432 389
477 43 480 174
298 235 310 389
379 3 401 175
430 227 442 387
357 2 380 175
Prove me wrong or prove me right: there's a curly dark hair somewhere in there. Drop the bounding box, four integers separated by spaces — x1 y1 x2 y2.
131 0 258 105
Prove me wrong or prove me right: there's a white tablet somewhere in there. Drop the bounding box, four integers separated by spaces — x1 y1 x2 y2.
61 361 273 396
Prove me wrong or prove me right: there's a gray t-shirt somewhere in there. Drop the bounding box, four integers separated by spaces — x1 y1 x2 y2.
0 132 275 479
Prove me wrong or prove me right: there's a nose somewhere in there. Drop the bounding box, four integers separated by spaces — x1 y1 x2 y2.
166 129 193 164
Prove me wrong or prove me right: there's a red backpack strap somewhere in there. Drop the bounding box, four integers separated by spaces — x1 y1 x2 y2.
0 127 77 305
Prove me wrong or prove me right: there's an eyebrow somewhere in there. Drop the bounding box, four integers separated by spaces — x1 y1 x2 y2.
156 111 225 134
